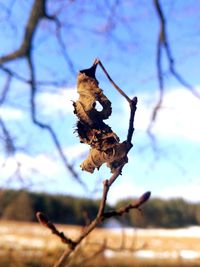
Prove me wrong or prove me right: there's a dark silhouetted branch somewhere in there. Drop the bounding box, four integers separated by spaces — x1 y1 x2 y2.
0 74 16 156
0 119 16 155
0 74 12 105
27 54 87 189
0 0 47 64
149 0 200 137
0 0 86 188
36 212 77 249
94 58 132 104
103 191 151 219
36 61 151 266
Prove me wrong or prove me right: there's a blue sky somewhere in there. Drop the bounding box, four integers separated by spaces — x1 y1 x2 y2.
0 0 200 204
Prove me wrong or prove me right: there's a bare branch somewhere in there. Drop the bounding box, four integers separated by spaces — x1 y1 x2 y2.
0 74 16 156
0 65 67 86
0 0 87 188
0 0 47 64
0 119 16 155
127 97 138 144
79 241 107 266
79 228 147 267
103 191 151 219
0 66 30 83
149 0 200 136
27 54 87 189
0 74 12 105
38 62 151 266
36 212 77 249
49 16 76 76
94 58 132 104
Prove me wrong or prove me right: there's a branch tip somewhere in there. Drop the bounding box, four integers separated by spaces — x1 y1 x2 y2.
36 211 49 227
93 58 100 66
136 191 151 207
132 96 138 105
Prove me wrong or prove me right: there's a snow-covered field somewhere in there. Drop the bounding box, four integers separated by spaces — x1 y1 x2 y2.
105 226 200 262
122 226 200 238
1 221 200 264
105 248 200 261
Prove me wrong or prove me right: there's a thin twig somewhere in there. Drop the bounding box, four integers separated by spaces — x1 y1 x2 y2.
27 53 88 189
127 97 137 144
0 0 86 188
0 119 16 155
103 191 151 219
149 0 200 138
0 74 16 156
79 240 107 266
0 74 12 105
46 14 76 76
36 212 76 249
49 63 151 266
94 58 132 104
0 0 46 65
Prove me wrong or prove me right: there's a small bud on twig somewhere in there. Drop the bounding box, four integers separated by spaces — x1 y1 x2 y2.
36 211 76 249
133 191 151 208
36 212 49 227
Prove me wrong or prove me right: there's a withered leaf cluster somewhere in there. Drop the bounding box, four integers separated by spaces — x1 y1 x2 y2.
73 62 128 173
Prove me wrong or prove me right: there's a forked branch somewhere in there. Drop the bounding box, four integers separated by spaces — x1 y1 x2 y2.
94 58 132 104
37 60 151 267
0 0 84 187
148 0 200 138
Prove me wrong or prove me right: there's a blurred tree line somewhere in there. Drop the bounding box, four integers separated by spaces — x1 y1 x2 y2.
0 189 200 228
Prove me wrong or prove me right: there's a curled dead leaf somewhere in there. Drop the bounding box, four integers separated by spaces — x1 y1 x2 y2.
74 61 129 173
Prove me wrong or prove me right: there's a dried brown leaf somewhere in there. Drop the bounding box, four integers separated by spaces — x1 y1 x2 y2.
74 62 129 173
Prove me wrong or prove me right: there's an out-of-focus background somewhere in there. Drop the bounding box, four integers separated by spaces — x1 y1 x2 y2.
0 0 200 266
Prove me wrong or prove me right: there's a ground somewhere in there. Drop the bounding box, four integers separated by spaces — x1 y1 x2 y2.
1 220 200 266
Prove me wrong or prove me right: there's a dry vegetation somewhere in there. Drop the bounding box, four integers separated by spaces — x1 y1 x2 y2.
1 220 200 267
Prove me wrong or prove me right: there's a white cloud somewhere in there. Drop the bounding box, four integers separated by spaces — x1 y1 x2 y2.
0 106 24 120
107 179 200 204
64 143 89 160
34 86 200 142
38 88 78 115
152 89 200 141
17 153 59 175
108 181 147 205
123 87 200 142
0 153 59 178
160 183 200 202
